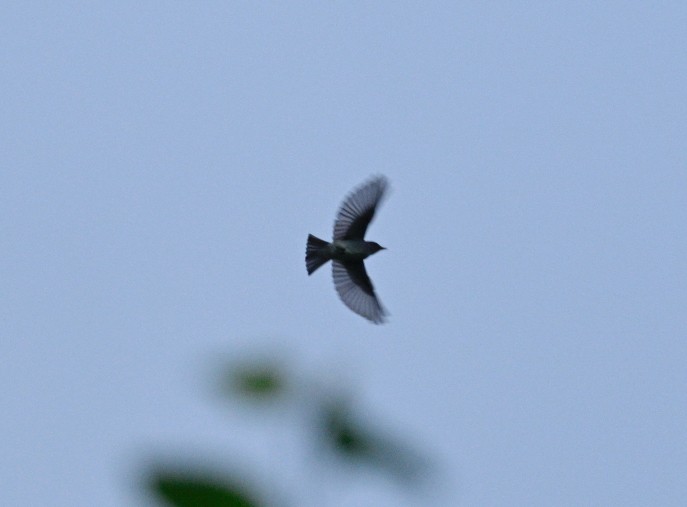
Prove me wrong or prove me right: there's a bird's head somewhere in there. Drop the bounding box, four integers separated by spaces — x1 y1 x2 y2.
367 242 386 254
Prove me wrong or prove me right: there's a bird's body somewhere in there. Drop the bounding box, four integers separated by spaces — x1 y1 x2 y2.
305 176 389 324
323 239 384 262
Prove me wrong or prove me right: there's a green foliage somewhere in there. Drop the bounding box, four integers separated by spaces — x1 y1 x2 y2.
226 362 285 399
149 473 260 507
142 356 430 506
320 400 426 483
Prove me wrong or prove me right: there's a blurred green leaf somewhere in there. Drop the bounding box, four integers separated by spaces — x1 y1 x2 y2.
325 404 372 456
224 362 285 399
150 473 260 507
321 400 427 484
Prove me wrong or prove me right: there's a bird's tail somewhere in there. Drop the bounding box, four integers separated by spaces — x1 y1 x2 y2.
306 234 331 275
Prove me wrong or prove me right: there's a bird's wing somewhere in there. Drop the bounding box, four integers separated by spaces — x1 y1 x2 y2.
333 176 388 240
332 260 387 324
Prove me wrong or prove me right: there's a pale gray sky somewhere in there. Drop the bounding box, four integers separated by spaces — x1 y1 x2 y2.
2 2 686 506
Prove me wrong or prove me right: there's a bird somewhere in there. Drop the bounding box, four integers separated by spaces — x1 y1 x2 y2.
306 176 389 324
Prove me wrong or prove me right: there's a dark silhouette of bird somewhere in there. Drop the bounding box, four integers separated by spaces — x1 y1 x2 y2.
306 176 389 324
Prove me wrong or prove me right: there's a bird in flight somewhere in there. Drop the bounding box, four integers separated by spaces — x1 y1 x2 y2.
306 176 389 324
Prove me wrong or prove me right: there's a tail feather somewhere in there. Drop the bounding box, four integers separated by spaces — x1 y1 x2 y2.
306 234 330 275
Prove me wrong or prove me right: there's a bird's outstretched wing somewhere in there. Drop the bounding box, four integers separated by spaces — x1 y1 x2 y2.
333 176 388 240
332 260 387 324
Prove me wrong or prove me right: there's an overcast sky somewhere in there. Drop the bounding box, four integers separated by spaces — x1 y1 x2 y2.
2 2 686 506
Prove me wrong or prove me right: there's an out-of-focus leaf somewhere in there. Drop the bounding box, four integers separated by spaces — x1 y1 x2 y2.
324 403 372 456
320 400 427 484
149 473 261 507
224 362 285 399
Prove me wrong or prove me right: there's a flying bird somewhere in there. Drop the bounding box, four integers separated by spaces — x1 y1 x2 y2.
306 176 389 324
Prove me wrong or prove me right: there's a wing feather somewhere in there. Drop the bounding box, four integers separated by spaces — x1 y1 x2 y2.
332 260 387 324
333 176 388 240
